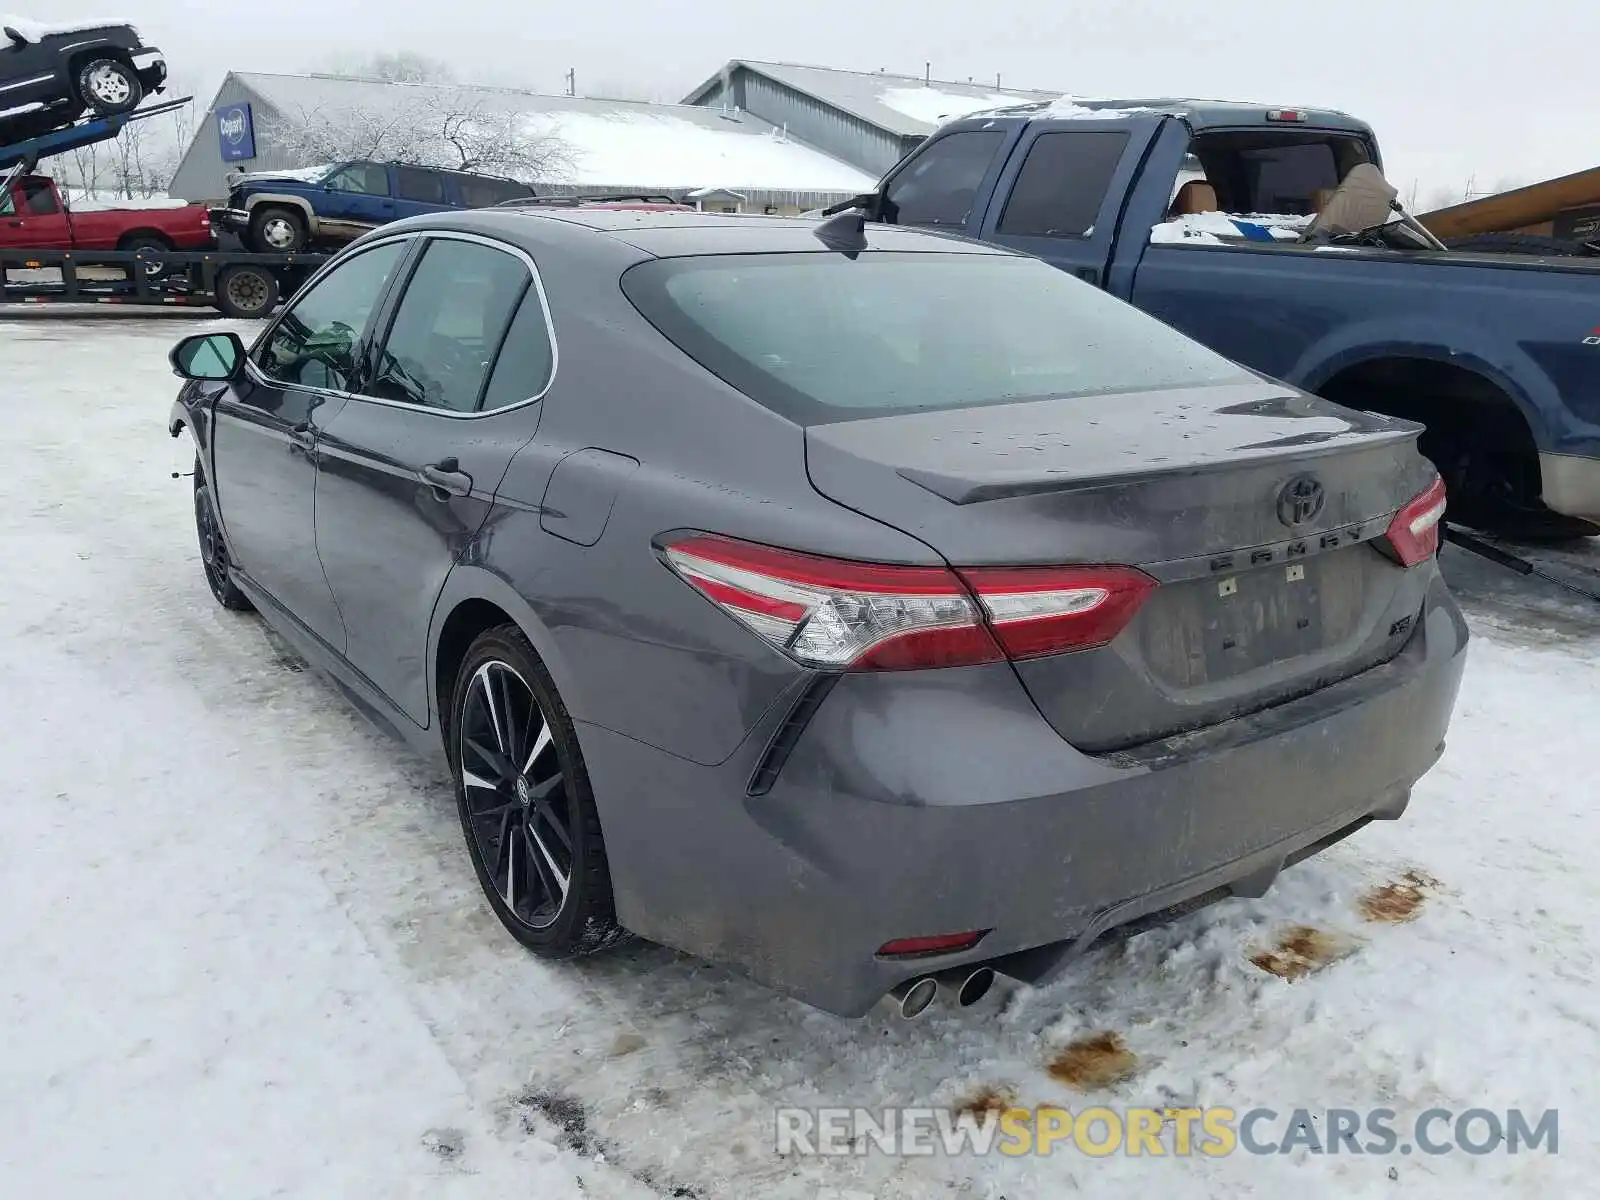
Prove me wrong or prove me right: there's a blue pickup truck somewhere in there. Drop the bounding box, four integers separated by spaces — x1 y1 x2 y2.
211 159 533 255
852 98 1600 538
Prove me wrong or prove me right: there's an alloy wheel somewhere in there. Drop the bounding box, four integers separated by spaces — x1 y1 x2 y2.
458 660 573 930
87 65 132 106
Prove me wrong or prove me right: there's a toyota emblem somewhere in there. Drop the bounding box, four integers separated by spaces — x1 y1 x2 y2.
1277 474 1325 526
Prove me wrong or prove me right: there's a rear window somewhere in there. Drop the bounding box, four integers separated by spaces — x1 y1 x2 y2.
455 175 535 208
621 252 1245 424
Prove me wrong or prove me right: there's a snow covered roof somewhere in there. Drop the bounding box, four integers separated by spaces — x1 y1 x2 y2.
683 61 1060 138
226 73 876 198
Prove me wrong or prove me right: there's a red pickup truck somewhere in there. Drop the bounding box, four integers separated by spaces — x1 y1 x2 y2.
0 174 212 258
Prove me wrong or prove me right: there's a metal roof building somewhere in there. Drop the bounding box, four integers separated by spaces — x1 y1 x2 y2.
167 72 877 210
682 60 1060 177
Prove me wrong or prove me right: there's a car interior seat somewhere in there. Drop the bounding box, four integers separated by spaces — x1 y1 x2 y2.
1169 181 1220 217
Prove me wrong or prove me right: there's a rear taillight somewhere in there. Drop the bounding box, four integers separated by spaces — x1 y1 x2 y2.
663 534 1001 669
1385 477 1447 566
957 565 1157 659
662 534 1156 670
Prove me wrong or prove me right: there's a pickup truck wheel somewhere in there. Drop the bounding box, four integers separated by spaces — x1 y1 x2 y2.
214 264 280 320
1433 440 1600 542
119 234 172 279
76 59 144 115
249 207 307 253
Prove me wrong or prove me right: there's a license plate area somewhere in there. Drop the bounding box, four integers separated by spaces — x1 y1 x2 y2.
1139 546 1372 687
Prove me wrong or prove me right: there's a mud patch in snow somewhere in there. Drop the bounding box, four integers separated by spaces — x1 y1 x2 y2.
1249 925 1357 980
1046 1031 1141 1090
950 1082 1018 1118
1358 869 1441 923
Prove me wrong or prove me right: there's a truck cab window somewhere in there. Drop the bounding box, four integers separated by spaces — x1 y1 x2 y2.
881 130 1004 228
997 131 1129 237
19 179 58 215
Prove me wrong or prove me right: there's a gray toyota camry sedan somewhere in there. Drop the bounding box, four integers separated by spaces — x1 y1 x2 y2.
167 208 1467 1018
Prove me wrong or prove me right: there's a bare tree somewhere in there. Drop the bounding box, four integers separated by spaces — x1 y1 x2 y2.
266 91 575 183
436 100 575 177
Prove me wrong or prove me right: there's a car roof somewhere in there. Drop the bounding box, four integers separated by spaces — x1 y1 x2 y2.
448 209 1016 259
948 97 1373 137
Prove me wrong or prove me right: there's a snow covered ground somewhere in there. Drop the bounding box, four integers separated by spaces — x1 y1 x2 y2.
2 317 1597 1198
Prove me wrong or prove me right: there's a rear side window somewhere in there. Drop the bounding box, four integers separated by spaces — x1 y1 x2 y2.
622 252 1245 425
882 131 1004 228
395 166 446 203
480 286 556 410
365 238 530 412
456 175 534 208
998 131 1129 237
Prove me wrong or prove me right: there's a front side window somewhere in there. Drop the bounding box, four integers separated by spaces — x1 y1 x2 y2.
18 179 58 215
253 241 406 390
325 163 390 196
622 251 1246 425
395 166 446 204
881 130 1004 228
365 239 530 412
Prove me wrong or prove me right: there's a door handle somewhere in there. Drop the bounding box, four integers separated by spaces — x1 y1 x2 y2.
288 420 313 449
1075 267 1100 284
420 457 472 498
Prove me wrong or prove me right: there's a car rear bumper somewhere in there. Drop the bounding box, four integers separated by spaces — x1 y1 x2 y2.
578 569 1468 1017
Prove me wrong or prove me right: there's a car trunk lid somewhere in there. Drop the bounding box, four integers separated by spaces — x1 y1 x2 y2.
804 381 1438 751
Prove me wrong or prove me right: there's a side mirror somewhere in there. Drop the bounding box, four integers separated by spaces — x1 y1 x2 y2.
3 26 26 46
170 331 245 381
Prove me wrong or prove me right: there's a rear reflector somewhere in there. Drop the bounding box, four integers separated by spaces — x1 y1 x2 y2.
877 930 989 958
1385 476 1447 566
662 533 1157 670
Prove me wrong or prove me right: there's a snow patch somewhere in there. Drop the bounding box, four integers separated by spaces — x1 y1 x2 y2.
0 12 131 41
877 86 1024 126
1150 211 1314 245
67 193 191 212
229 164 337 185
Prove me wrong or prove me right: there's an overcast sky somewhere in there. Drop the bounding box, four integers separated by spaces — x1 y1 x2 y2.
46 0 1595 205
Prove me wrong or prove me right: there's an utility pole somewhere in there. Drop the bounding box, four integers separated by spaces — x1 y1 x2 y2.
565 67 576 97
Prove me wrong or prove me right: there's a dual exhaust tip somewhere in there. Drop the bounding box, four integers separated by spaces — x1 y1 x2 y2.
888 965 996 1019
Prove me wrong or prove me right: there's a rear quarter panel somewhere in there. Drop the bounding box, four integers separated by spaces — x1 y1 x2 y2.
446 217 951 766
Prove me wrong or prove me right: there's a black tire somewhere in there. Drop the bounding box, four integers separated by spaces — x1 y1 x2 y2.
213 263 279 319
75 58 143 116
1425 432 1600 541
119 233 172 280
1445 233 1599 258
193 466 254 611
248 205 308 253
450 624 625 959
